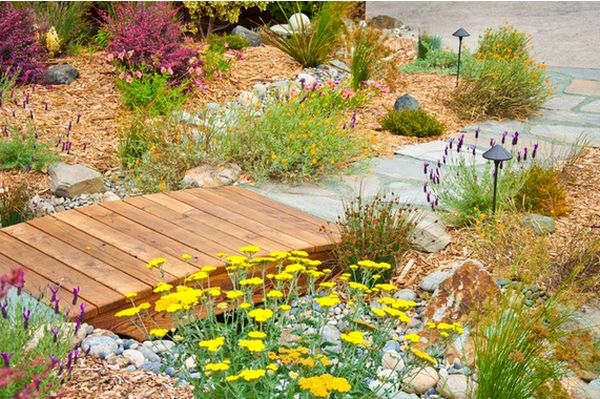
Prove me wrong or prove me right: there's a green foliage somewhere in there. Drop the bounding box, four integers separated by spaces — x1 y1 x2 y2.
474 288 571 399
218 85 367 182
380 109 444 137
202 33 249 78
476 23 531 62
91 28 111 48
417 31 442 60
261 2 349 67
183 1 268 37
0 182 31 227
207 33 250 51
516 165 570 217
402 48 477 75
267 1 323 23
347 24 395 89
0 127 57 172
332 193 418 282
115 70 187 116
0 71 18 103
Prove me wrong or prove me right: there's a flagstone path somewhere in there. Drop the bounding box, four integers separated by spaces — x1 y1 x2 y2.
246 67 600 221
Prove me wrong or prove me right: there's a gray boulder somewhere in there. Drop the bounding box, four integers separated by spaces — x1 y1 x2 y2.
368 15 404 30
523 214 555 235
410 209 450 253
81 336 118 359
49 163 104 198
419 270 452 292
394 94 420 111
232 25 262 47
45 64 79 85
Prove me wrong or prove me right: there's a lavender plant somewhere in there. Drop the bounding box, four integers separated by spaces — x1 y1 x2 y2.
0 126 57 172
0 268 83 398
424 129 537 226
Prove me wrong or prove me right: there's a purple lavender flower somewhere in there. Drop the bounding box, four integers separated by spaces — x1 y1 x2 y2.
1 352 11 368
437 160 442 168
25 164 31 172
0 301 7 319
426 192 431 203
11 110 16 117
75 318 81 335
501 131 508 144
423 182 428 193
490 138 496 147
423 161 430 175
349 111 357 129
475 127 480 139
22 309 31 330
444 145 449 156
472 145 476 156
72 287 80 305
76 114 81 123
299 78 305 90
442 155 447 164
54 297 60 314
523 147 528 161
51 327 59 343
512 131 519 146
449 139 453 150
517 151 522 162
49 355 59 367
49 285 60 303
78 303 86 322
532 143 539 159
44 102 48 111
29 110 34 119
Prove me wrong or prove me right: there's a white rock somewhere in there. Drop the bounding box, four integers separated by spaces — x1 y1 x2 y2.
270 24 291 36
438 374 477 399
288 13 310 31
402 366 439 394
382 350 405 371
183 163 241 188
296 72 317 87
122 349 145 369
561 377 600 399
102 191 120 202
419 271 452 292
410 209 451 253
185 356 197 370
238 90 259 106
377 368 399 382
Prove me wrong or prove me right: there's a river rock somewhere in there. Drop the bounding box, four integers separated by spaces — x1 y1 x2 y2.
122 349 145 368
81 336 118 359
424 260 499 323
368 15 404 30
382 350 405 371
402 366 439 394
410 210 450 253
562 377 600 399
289 13 310 31
394 94 420 111
523 213 555 235
419 271 452 292
438 374 477 399
44 64 79 84
49 163 104 198
182 163 241 188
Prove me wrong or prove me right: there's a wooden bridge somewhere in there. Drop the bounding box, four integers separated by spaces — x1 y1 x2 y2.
0 187 334 338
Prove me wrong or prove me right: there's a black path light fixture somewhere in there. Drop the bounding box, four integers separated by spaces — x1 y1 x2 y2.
452 27 470 87
482 144 513 214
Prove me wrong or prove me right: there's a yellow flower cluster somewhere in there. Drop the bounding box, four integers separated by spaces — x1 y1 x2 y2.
154 286 204 313
146 257 166 270
340 331 367 346
226 368 266 382
239 339 266 352
268 347 331 368
248 308 273 322
410 346 437 365
298 374 351 397
315 293 340 308
199 336 225 352
114 302 150 317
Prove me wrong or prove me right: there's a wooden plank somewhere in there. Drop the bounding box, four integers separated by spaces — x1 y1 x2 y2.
76 205 223 266
127 194 291 251
189 188 331 247
0 253 98 318
28 217 172 286
167 190 313 250
0 232 121 313
99 201 241 257
51 211 198 279
3 222 152 296
224 186 329 228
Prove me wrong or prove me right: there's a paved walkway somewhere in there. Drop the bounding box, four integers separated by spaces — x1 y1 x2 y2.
247 68 600 222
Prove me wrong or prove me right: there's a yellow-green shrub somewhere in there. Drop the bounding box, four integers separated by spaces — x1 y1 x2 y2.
516 165 570 217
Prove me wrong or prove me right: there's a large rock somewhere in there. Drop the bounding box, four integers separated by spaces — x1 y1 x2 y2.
81 335 118 359
44 64 79 85
402 366 439 394
49 163 104 198
424 260 500 323
438 374 477 399
523 213 555 235
410 210 450 253
561 377 600 399
419 271 452 292
182 163 241 188
289 13 311 31
368 15 404 30
270 24 291 36
232 25 262 47
394 94 420 111
122 349 145 369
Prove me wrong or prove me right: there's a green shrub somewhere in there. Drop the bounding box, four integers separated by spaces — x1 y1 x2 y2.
267 1 323 24
115 70 187 116
380 109 444 137
91 28 111 48
417 31 442 60
207 33 250 51
0 127 57 172
516 165 570 217
261 2 349 67
218 85 367 182
476 24 530 62
183 1 268 38
0 182 31 227
402 48 477 75
0 70 18 102
332 193 418 282
202 34 249 79
347 24 395 89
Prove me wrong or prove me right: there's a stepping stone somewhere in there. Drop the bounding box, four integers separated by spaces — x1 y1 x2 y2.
396 140 488 166
536 109 600 127
529 124 600 147
564 79 600 97
369 156 427 182
543 95 586 111
581 99 600 113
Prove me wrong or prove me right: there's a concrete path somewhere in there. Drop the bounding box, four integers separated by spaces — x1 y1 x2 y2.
246 68 600 222
366 2 600 69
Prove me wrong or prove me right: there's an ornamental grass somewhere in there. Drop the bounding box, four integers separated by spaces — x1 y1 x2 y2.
115 247 461 398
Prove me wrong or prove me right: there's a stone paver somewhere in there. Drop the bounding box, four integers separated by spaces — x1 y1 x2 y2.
248 67 600 222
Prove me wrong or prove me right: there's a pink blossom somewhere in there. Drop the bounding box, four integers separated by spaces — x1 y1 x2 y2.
118 72 126 80
117 50 126 60
105 53 114 62
134 70 143 78
166 67 173 75
341 87 355 99
125 74 133 83
127 49 134 58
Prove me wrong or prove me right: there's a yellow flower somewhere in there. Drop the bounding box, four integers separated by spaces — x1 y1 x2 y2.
298 374 351 397
267 290 284 299
149 328 169 338
426 321 436 329
340 331 367 346
146 257 167 269
248 308 273 322
374 283 397 292
404 333 421 343
153 282 173 294
279 304 292 311
240 245 261 254
205 362 229 372
348 282 369 291
240 277 264 286
371 307 386 317
186 271 209 282
239 339 266 352
124 292 138 299
240 302 252 309
266 363 278 372
290 250 308 257
315 294 340 308
269 251 289 260
238 368 266 381
207 287 221 297
284 263 306 273
115 306 141 317
201 265 217 273
274 272 293 281
319 282 336 289
199 337 225 352
410 347 437 365
137 302 150 310
226 290 244 300
166 303 183 313
225 375 239 382
181 253 193 261
248 331 267 339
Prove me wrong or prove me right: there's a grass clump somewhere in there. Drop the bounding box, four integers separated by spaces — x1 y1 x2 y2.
0 127 57 172
346 24 396 90
0 182 31 227
380 109 444 137
218 85 367 182
417 31 442 60
202 33 249 79
261 2 349 67
332 193 418 282
516 165 570 217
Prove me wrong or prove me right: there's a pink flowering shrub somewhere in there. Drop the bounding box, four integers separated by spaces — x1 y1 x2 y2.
0 4 46 84
101 2 203 87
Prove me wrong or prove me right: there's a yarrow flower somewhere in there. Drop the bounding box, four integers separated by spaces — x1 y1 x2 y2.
199 337 225 352
147 258 166 269
248 308 273 322
239 339 266 352
340 331 367 346
298 374 351 397
149 328 169 338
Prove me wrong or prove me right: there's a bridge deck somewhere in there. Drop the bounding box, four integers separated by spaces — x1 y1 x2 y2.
0 186 335 338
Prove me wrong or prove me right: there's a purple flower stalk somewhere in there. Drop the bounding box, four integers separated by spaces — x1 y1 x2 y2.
349 111 357 129
78 303 86 322
442 156 447 164
423 182 428 193
490 138 496 147
475 127 480 139
449 139 453 150
512 131 519 146
72 287 80 305
49 355 59 368
472 145 476 156
517 151 522 162
532 143 539 159
44 102 48 111
76 114 81 123
51 327 59 343
0 301 7 319
1 352 11 368
523 147 528 161
22 309 31 330
423 161 430 175
29 110 34 119
49 285 60 303
501 131 508 144
54 297 60 314
444 145 449 156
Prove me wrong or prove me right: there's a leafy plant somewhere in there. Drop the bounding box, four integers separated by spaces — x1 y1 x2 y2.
402 48 477 75
346 24 396 89
0 127 57 172
91 28 111 49
261 2 349 67
516 165 570 217
0 70 18 103
0 268 82 398
183 1 268 38
380 109 444 137
101 2 203 86
0 182 31 227
474 288 571 399
267 1 323 24
115 68 188 116
0 3 46 83
202 33 249 79
417 31 442 60
207 33 250 52
218 84 367 182
332 193 419 282
476 23 531 62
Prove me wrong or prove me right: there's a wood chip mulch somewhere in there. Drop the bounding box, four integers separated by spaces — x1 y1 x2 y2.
61 356 193 399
